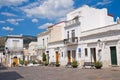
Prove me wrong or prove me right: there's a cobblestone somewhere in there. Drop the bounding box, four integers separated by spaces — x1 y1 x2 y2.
0 66 120 80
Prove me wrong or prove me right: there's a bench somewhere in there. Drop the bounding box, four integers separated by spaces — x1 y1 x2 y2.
82 62 94 69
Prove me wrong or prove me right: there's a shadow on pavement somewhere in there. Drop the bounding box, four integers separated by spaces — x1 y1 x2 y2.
0 63 7 70
0 71 23 80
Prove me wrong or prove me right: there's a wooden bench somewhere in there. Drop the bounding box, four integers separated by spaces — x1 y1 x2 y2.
82 62 94 69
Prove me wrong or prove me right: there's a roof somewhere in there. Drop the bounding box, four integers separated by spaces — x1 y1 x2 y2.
108 14 113 17
48 21 66 29
7 35 23 38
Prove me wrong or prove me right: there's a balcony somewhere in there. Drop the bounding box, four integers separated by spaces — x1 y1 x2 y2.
35 45 46 52
64 37 78 45
65 18 80 27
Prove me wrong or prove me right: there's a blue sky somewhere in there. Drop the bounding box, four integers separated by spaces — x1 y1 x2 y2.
0 0 120 36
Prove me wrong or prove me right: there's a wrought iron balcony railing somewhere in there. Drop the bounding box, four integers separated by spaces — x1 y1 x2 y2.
65 18 80 27
64 37 78 45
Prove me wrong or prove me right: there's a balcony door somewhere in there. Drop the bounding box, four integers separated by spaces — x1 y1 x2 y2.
71 30 75 42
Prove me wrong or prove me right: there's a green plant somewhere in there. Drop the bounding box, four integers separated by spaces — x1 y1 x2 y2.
72 60 78 68
56 61 60 67
42 53 46 62
94 61 102 69
19 58 24 65
32 60 37 64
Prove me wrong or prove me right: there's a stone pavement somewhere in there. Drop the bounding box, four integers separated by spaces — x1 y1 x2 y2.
0 66 120 80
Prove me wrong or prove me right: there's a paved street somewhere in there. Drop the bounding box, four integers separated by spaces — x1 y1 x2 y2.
0 66 120 80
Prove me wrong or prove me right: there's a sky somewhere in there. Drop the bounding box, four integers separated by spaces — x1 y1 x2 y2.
0 0 120 36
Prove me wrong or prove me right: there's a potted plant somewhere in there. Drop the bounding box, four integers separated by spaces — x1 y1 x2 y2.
44 61 49 66
72 60 78 68
56 61 60 67
94 61 102 69
42 53 46 62
19 58 24 65
32 60 37 64
24 61 28 66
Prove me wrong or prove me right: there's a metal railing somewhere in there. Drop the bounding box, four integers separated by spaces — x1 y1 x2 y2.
64 37 78 45
65 19 80 27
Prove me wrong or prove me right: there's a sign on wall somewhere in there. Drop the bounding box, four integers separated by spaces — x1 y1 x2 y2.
78 48 81 57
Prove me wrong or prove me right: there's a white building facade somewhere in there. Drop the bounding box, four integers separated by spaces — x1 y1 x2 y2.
80 24 120 67
48 22 66 65
36 5 120 67
37 31 50 61
5 35 23 67
28 42 37 61
62 5 114 66
63 17 80 65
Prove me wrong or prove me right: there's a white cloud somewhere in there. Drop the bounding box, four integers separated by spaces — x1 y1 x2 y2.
2 26 14 31
38 23 53 29
32 18 38 23
0 21 5 23
21 1 40 9
1 12 17 17
7 18 24 25
94 0 112 6
22 0 74 20
0 0 28 7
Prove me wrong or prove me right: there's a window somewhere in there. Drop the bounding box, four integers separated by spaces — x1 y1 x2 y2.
13 40 19 49
67 31 69 39
47 37 48 45
61 52 63 57
85 48 88 57
71 30 75 38
43 39 44 47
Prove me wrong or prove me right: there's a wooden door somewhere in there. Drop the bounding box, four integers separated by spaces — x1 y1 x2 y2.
68 51 71 63
56 51 59 62
13 57 18 66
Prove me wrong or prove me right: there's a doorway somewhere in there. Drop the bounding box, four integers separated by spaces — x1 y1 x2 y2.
90 48 96 63
12 56 18 66
68 51 71 63
56 51 59 62
110 46 117 65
